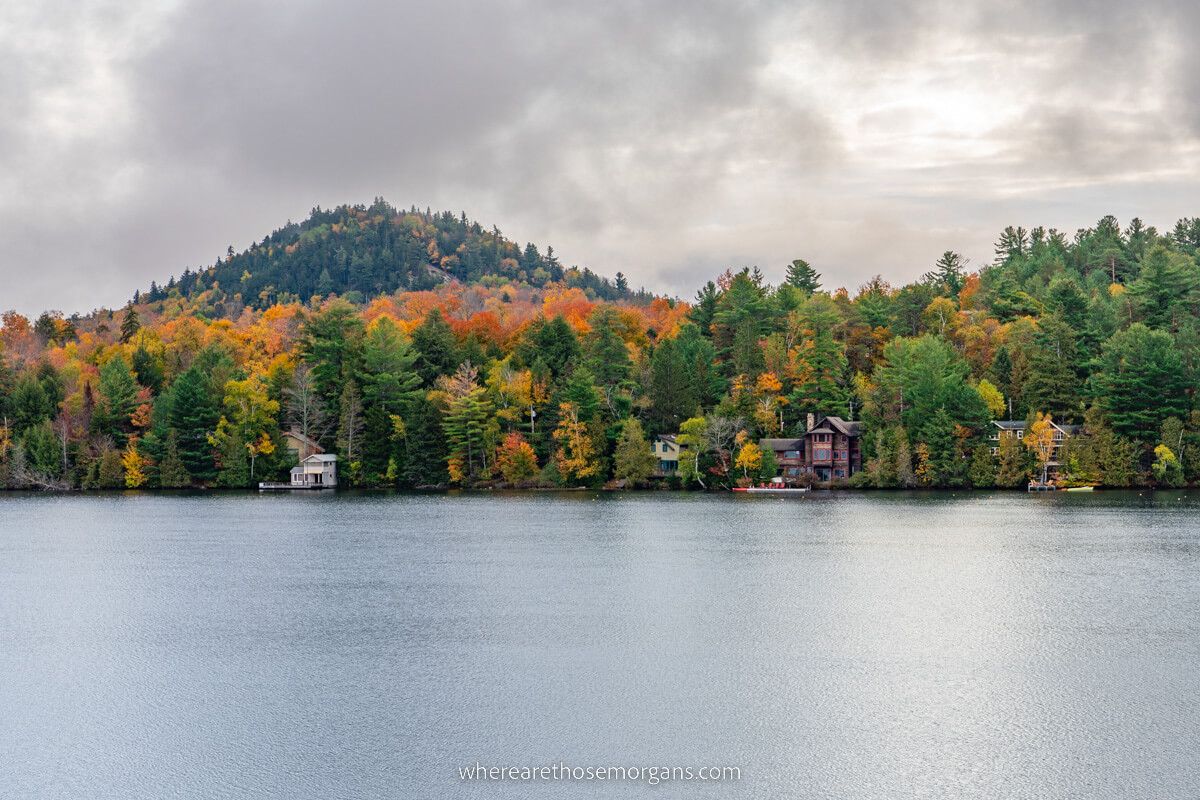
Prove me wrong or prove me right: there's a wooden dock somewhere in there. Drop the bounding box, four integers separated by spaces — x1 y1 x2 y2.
258 482 331 491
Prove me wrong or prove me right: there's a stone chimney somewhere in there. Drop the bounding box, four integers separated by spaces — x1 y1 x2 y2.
806 413 815 432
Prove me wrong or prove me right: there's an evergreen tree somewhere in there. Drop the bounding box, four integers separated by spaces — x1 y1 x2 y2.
92 356 139 445
1091 324 1188 441
516 315 579 380
784 258 821 293
923 251 966 295
411 309 459 385
214 427 249 487
299 300 365 418
358 317 421 481
713 269 771 378
689 281 719 335
96 448 124 489
166 365 221 482
968 442 996 488
1128 244 1200 329
159 429 191 487
119 304 141 343
132 345 164 394
612 418 656 486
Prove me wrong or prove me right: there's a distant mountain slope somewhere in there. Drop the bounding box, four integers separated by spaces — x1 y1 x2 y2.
139 199 636 308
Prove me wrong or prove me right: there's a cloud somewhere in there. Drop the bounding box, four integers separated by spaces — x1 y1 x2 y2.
0 0 1198 314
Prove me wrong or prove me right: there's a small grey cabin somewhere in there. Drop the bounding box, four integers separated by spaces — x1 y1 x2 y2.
290 454 338 488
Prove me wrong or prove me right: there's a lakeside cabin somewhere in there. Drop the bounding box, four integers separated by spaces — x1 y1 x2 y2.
291 454 337 488
652 434 681 476
758 414 865 485
260 452 338 491
990 419 1081 479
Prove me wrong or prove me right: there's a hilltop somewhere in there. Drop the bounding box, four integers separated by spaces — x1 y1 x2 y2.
137 199 643 311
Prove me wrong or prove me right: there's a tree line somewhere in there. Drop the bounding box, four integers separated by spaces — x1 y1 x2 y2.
3 213 1200 491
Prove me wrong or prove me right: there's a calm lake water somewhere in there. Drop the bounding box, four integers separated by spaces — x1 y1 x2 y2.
2 490 1199 799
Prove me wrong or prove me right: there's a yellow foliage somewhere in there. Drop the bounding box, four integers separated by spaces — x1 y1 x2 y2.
735 441 762 476
122 439 148 489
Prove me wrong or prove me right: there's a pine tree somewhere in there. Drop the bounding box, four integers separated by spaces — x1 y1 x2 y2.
923 251 966 295
214 427 249 488
968 443 996 488
613 418 656 486
159 429 191 487
92 356 140 445
1091 323 1188 441
119 304 141 343
96 448 124 489
167 365 221 482
785 259 821 293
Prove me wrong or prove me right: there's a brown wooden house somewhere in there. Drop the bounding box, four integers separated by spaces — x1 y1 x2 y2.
803 414 863 482
758 438 806 484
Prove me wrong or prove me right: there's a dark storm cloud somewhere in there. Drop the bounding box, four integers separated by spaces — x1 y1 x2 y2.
1 0 1198 314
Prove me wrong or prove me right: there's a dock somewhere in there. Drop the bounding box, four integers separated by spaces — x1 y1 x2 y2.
258 482 331 491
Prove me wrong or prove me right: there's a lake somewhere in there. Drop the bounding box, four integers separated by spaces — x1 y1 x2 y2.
2 490 1199 798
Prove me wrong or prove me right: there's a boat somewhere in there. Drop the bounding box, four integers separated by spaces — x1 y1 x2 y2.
733 485 811 494
1062 486 1095 492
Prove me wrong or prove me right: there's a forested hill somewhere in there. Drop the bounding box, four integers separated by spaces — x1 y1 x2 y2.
139 199 640 309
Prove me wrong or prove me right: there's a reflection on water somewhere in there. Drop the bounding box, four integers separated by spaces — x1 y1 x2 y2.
2 490 1198 798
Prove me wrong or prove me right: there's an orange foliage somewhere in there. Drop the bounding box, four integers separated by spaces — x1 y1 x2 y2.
542 286 594 333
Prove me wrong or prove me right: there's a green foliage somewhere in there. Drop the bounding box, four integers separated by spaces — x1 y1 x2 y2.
1152 444 1184 488
759 446 779 481
785 258 821 293
95 448 124 489
612 418 656 487
92 356 139 445
163 364 221 483
158 429 191 488
119 304 141 343
713 269 770 378
1091 323 1188 441
300 300 365 417
968 443 996 488
21 420 60 479
15 209 1200 493
995 435 1031 488
411 309 459 386
863 334 990 442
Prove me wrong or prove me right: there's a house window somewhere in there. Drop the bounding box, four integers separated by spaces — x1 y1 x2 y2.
815 448 830 461
834 468 845 478
785 450 800 459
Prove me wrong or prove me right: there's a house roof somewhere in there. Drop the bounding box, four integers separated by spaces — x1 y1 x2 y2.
992 420 1081 435
302 453 338 463
806 415 863 437
759 438 803 450
822 416 864 436
656 434 677 444
284 429 325 452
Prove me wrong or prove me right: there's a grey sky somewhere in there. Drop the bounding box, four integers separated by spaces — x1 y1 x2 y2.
2 0 1198 315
